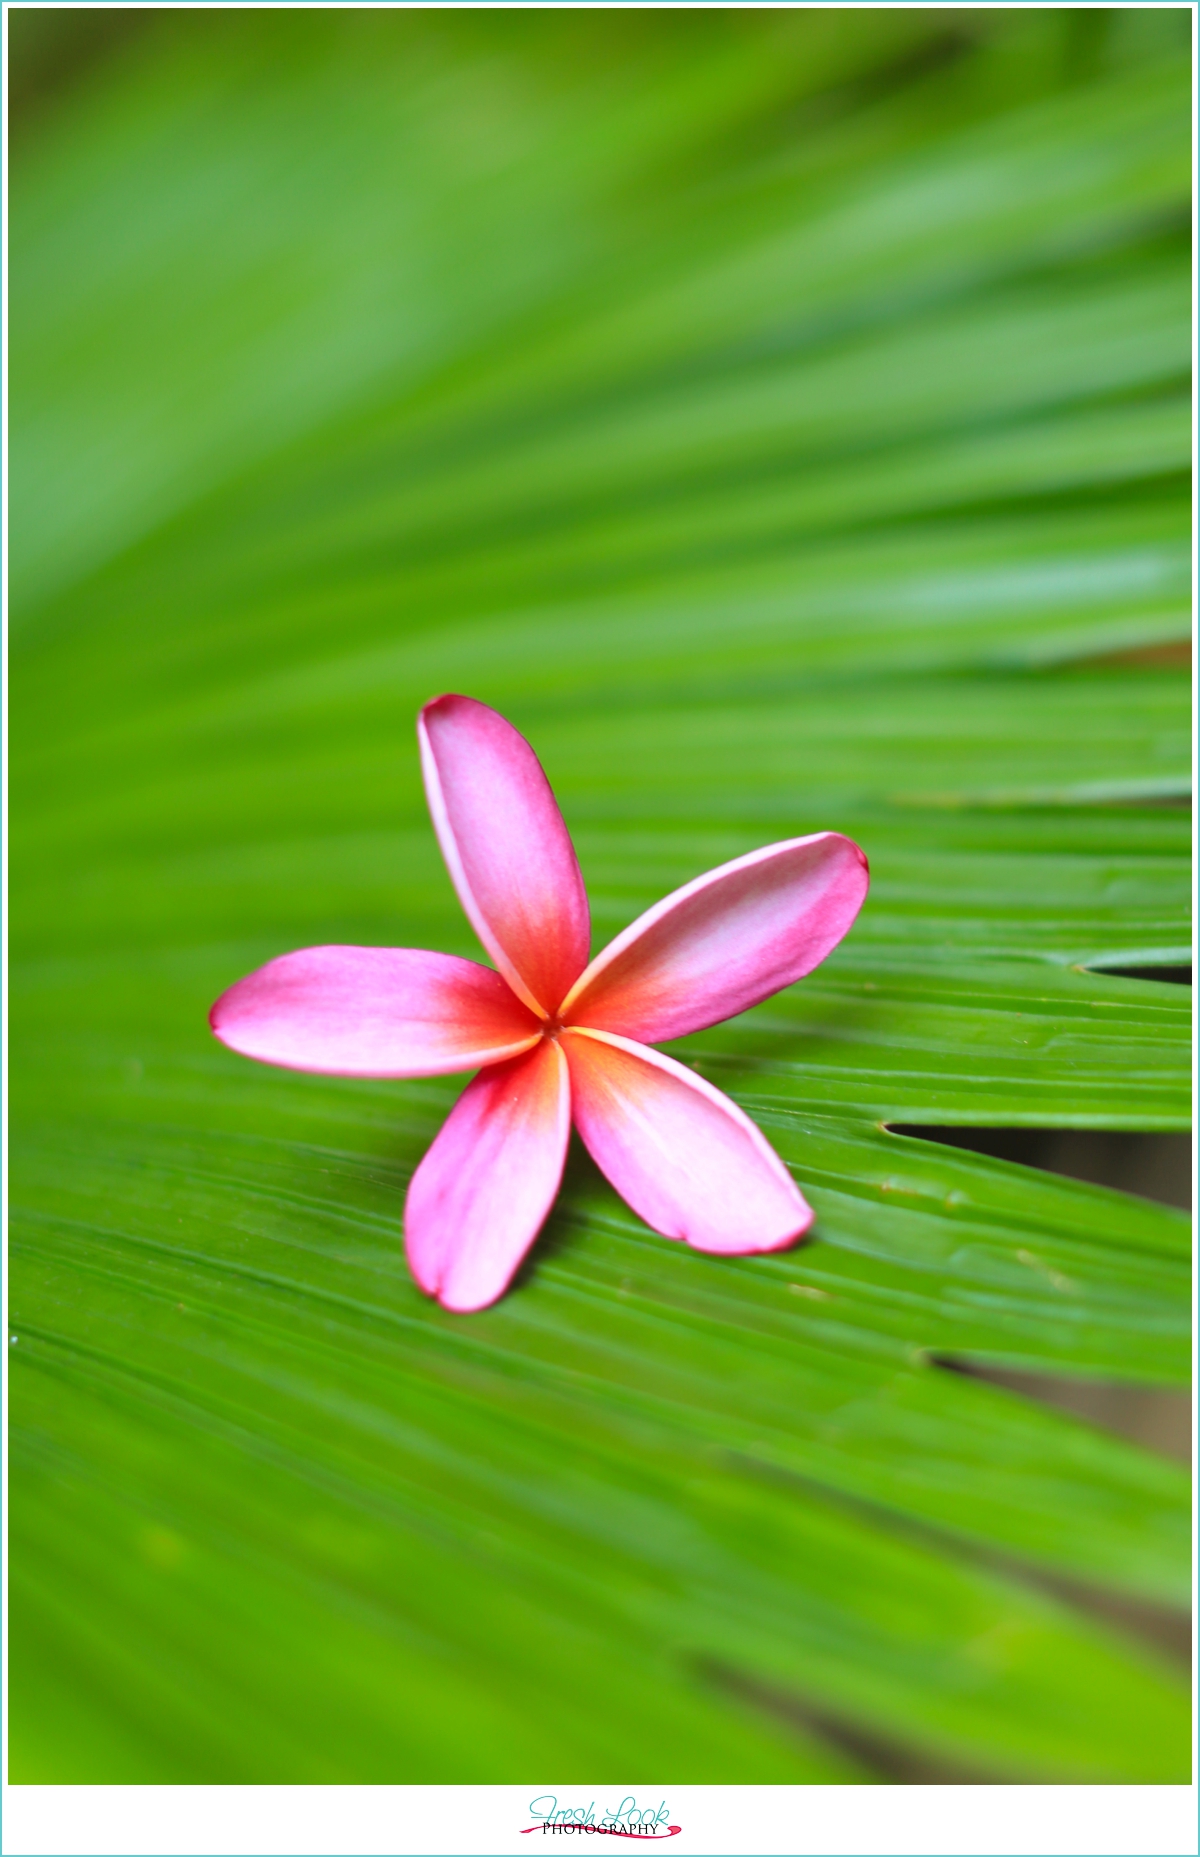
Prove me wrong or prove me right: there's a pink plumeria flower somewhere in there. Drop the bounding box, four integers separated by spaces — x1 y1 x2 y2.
210 696 869 1312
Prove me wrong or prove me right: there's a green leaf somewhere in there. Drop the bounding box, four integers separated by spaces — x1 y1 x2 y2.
10 9 1191 1783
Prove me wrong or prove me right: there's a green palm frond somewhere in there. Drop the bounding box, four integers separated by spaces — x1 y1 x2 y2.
10 7 1191 1783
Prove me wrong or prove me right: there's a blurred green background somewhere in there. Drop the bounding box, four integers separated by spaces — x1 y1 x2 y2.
8 6 1192 1783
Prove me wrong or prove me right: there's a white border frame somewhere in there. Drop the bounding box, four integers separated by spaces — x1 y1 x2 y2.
2 3 1197 1855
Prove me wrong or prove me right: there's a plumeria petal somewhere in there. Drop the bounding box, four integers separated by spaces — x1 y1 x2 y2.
210 946 541 1077
418 695 590 1017
560 833 868 1043
405 1038 571 1312
562 1028 811 1254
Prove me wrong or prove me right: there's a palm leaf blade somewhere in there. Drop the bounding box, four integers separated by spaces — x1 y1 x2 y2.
10 9 1192 1783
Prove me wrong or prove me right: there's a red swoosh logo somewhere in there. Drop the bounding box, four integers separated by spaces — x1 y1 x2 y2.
520 1828 681 1839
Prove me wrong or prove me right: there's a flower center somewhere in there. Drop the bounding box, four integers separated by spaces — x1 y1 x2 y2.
541 1015 564 1040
